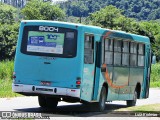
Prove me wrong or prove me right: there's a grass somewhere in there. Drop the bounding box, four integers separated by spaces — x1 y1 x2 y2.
150 63 160 87
0 61 160 98
116 104 160 113
0 79 21 97
0 60 21 98
0 60 14 80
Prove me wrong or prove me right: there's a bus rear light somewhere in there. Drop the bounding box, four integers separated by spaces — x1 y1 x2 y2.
13 75 16 79
76 81 81 85
13 72 16 79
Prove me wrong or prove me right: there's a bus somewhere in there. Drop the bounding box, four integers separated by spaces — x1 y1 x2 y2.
12 20 152 111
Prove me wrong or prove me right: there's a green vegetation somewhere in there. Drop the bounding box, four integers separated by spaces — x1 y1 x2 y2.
60 0 160 21
0 79 21 97
0 60 13 80
116 104 160 113
89 6 160 59
0 4 19 60
150 63 160 87
0 60 21 97
21 0 65 20
0 1 65 60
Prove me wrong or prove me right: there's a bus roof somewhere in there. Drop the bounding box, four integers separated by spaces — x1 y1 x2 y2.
21 20 150 44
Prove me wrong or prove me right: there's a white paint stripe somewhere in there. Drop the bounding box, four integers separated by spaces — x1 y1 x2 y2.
12 84 80 98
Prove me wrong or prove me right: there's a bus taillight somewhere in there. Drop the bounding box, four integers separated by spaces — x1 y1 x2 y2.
76 77 81 88
13 72 16 79
76 81 81 85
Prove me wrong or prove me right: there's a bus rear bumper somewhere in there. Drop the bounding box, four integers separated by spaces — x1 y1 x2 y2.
12 84 80 98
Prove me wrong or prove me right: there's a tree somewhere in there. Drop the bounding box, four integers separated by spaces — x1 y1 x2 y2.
70 1 89 17
0 3 19 60
89 5 160 60
21 0 65 20
89 5 123 29
0 23 19 60
0 3 17 24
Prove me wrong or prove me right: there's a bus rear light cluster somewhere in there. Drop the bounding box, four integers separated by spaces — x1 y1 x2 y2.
13 72 16 79
76 77 81 88
76 81 81 85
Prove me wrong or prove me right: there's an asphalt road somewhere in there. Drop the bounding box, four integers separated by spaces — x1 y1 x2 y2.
0 88 160 117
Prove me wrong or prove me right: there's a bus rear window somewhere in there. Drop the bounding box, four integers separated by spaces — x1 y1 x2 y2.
21 26 77 58
27 31 65 54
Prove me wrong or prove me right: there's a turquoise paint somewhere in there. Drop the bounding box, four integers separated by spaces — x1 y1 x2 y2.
14 20 151 104
81 65 95 101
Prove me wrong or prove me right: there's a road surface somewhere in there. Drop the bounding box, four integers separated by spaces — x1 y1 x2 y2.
0 88 160 117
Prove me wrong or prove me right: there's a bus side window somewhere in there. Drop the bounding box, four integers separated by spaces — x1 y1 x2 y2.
114 40 122 66
122 41 129 66
104 39 113 65
138 44 144 67
84 35 94 64
130 42 137 66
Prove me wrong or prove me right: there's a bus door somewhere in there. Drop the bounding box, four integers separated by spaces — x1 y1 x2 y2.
92 41 101 100
81 34 96 102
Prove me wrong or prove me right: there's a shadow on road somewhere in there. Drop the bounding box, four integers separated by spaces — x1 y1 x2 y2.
14 103 127 117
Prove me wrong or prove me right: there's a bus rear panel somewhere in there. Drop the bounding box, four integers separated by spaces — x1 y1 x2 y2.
13 21 82 100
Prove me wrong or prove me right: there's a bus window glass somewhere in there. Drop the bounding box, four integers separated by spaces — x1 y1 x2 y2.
130 54 137 66
104 39 113 65
138 44 144 66
101 39 105 64
114 53 121 65
105 39 113 51
130 42 137 66
114 40 121 52
122 41 129 66
27 31 65 54
130 42 137 54
21 26 77 58
123 41 129 53
138 56 144 66
114 40 122 65
105 52 113 64
84 35 94 64
138 44 144 55
122 54 129 66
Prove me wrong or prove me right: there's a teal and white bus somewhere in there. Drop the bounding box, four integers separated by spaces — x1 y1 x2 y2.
12 20 151 111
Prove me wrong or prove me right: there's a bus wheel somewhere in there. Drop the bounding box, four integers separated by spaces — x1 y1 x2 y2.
45 97 58 108
38 96 47 108
126 90 137 107
96 86 107 112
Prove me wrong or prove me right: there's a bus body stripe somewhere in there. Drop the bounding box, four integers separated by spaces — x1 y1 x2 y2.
102 64 128 89
104 31 112 39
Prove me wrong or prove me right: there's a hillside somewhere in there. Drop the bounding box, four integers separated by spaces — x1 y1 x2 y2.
60 0 160 20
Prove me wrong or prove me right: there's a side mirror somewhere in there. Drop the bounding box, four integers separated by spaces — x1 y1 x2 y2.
152 55 156 64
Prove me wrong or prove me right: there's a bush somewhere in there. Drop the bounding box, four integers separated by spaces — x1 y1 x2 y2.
0 23 19 60
150 63 160 83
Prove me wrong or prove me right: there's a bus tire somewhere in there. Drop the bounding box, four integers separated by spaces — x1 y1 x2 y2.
46 97 58 108
96 86 107 112
126 90 137 107
38 96 47 108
